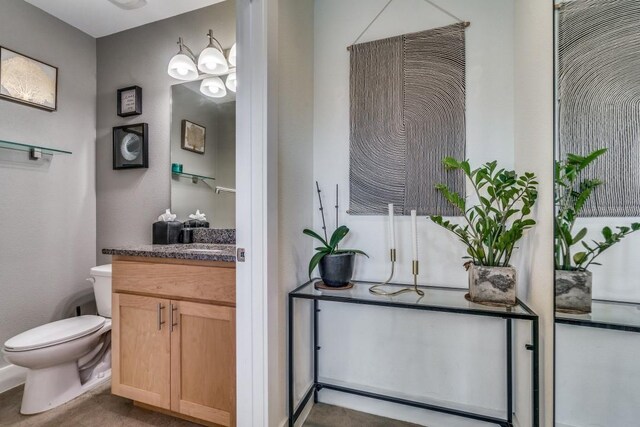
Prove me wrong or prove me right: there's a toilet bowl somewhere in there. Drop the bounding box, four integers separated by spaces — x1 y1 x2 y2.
2 265 113 414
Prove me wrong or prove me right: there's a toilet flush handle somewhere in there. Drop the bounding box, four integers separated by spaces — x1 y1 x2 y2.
86 277 95 284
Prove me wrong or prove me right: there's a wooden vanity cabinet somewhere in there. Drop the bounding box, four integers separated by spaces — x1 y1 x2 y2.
171 301 235 426
111 256 236 427
112 293 172 409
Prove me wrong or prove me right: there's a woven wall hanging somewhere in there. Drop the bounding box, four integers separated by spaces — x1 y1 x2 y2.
349 21 467 216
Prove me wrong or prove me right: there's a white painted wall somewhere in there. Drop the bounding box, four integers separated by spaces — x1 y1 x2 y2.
513 1 555 426
308 1 538 426
0 0 96 370
313 0 514 303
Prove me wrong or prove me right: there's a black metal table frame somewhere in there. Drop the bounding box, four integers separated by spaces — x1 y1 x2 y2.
288 280 540 427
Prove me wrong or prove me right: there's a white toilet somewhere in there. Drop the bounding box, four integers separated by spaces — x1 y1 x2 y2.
3 265 113 414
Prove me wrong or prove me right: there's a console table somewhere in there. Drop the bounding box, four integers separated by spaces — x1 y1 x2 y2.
288 280 539 427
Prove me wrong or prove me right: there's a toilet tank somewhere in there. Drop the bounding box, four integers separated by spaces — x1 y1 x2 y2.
90 264 112 318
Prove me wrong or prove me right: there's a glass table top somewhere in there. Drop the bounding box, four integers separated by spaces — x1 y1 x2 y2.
291 280 537 320
556 299 640 333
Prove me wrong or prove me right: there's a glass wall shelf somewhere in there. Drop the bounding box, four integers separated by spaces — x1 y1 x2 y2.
171 170 215 183
0 139 72 156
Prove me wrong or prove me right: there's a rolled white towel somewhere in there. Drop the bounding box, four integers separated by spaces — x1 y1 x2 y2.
189 210 207 221
158 209 177 222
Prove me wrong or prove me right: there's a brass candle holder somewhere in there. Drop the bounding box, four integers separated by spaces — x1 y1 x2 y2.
369 250 424 297
412 260 425 296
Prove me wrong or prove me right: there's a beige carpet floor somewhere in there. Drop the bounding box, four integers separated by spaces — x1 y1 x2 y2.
0 382 420 427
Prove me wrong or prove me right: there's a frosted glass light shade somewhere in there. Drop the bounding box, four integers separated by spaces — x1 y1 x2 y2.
167 53 198 80
228 43 237 67
198 47 229 75
225 72 237 92
200 77 227 98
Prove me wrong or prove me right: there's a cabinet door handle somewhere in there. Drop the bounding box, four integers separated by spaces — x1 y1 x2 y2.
157 303 166 330
171 303 178 332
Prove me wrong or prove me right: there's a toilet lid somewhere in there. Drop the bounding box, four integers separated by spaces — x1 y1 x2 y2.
4 315 106 352
90 264 112 278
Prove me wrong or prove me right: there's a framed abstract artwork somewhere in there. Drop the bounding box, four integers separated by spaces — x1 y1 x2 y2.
181 119 206 154
0 46 58 111
113 123 149 169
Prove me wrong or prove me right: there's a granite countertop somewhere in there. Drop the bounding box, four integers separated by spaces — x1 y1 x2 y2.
102 243 236 262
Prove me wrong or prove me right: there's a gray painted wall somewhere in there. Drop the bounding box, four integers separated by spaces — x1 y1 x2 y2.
0 0 97 368
96 1 236 264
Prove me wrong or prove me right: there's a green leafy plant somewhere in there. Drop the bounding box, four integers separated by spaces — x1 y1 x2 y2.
555 148 640 271
430 157 538 267
303 182 368 277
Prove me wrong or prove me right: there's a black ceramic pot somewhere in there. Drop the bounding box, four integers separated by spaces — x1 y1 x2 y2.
319 253 355 287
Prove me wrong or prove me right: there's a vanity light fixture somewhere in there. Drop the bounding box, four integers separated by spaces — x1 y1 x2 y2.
228 43 237 67
200 77 227 98
167 38 199 81
168 30 237 96
225 72 237 93
198 30 229 75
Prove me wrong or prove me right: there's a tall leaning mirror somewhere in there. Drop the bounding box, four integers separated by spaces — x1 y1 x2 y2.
170 80 236 228
554 0 640 425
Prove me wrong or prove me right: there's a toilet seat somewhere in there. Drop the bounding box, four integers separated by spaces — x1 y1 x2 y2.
4 316 106 352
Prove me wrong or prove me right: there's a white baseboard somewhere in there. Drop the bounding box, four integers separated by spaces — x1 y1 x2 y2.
0 364 27 394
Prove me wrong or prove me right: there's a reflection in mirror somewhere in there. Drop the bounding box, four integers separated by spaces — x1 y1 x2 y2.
170 80 235 228
554 0 640 425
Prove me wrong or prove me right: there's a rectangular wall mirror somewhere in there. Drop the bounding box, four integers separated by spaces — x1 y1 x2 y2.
170 80 236 228
554 0 640 425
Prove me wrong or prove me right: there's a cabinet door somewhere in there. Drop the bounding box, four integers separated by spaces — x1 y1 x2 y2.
112 293 171 409
171 301 236 427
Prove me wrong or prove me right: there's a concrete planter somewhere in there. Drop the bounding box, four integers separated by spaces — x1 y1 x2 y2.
319 253 355 287
468 264 517 305
555 270 592 314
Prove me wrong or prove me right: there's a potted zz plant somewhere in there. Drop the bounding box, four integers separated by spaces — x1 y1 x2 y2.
304 183 368 287
431 158 538 305
555 148 640 313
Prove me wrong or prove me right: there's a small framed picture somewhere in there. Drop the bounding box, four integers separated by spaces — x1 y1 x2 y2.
181 120 206 154
117 85 142 117
113 123 148 170
0 46 58 111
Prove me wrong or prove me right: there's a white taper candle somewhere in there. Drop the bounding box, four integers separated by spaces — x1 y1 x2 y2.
388 203 395 250
411 209 418 261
